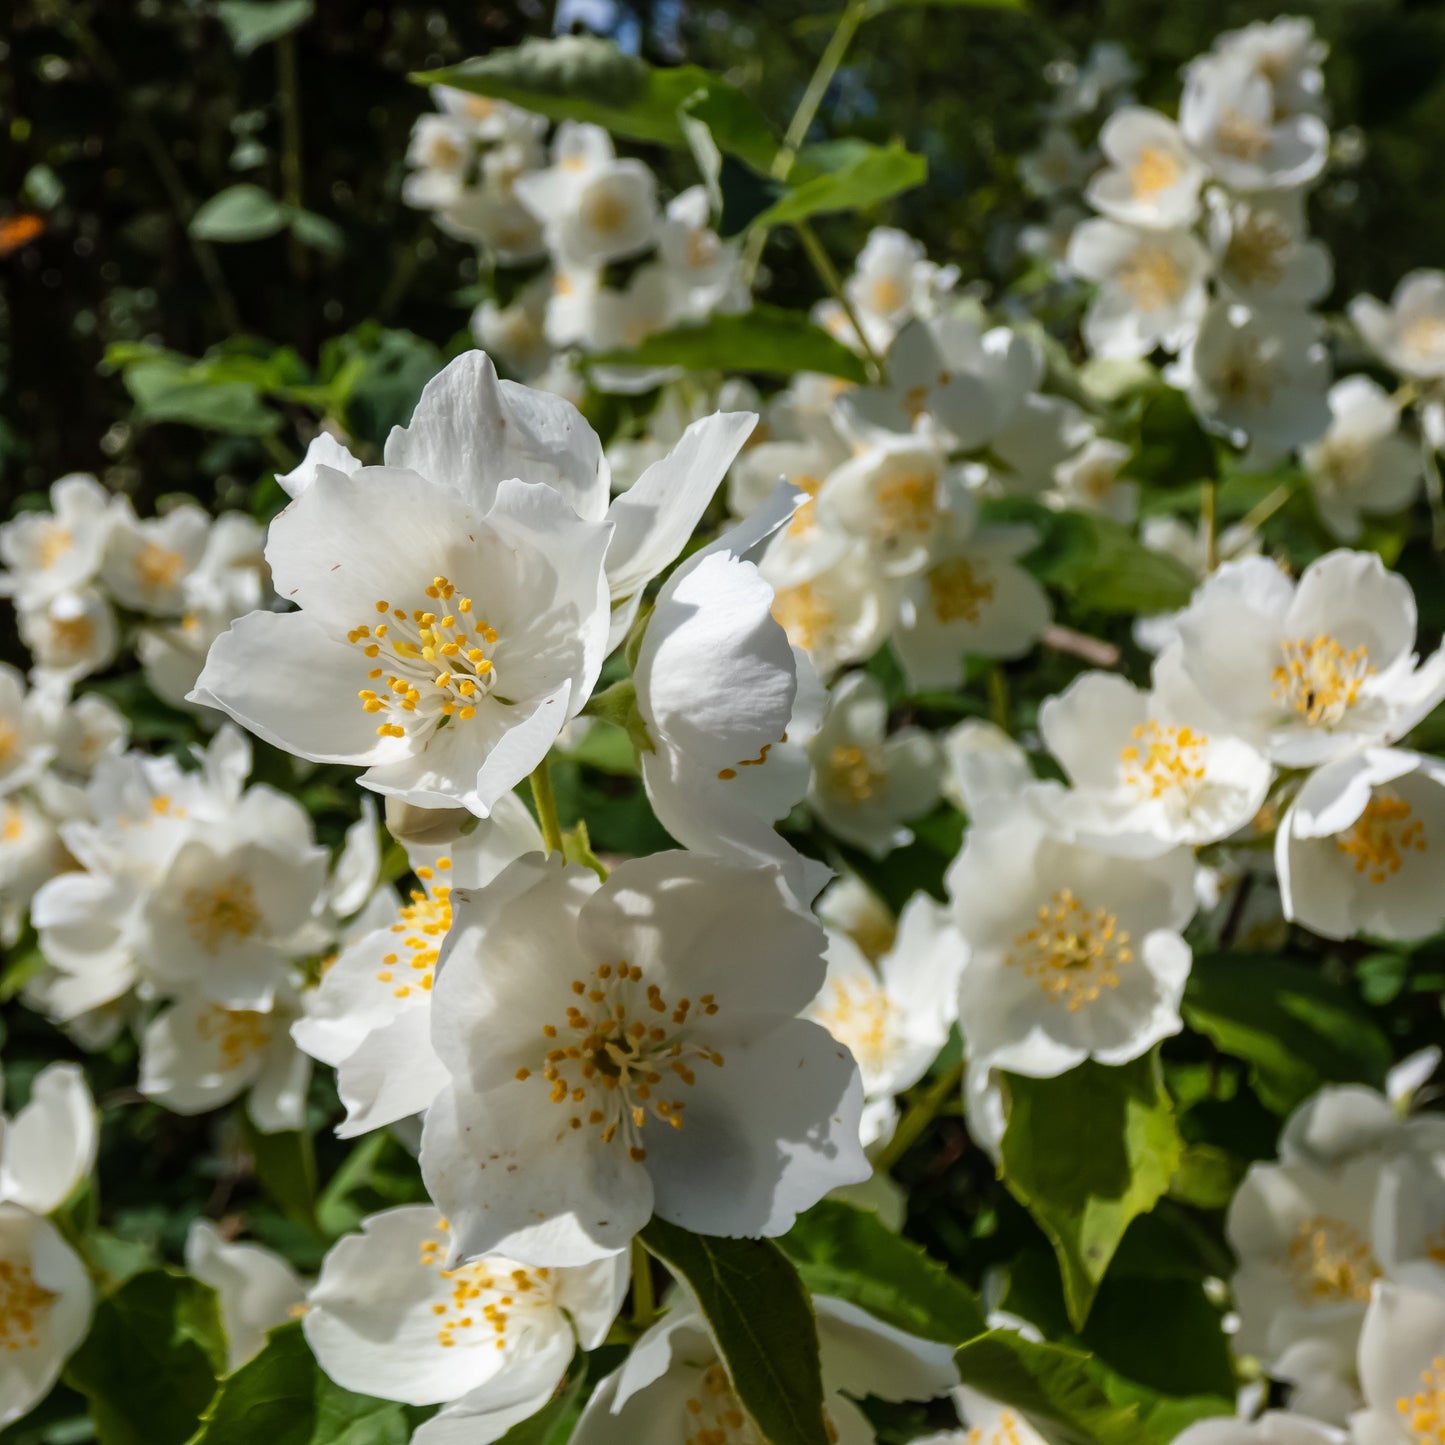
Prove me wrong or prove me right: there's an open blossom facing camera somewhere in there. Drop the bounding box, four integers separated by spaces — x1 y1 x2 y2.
1170 551 1445 767
948 806 1196 1077
305 1206 625 1440
420 851 867 1265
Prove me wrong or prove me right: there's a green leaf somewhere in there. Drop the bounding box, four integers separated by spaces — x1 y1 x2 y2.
1000 1054 1182 1330
954 1330 1227 1445
65 1271 225 1445
1183 953 1393 1114
586 306 868 383
640 1219 830 1445
122 362 281 436
242 1117 317 1227
1129 388 1219 488
215 0 313 55
416 36 777 174
1168 1143 1245 1210
190 1322 416 1444
286 207 344 255
190 185 289 243
753 141 927 226
781 1201 986 1345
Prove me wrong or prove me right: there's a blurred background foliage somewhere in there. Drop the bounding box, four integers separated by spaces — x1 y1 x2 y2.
9 0 1445 511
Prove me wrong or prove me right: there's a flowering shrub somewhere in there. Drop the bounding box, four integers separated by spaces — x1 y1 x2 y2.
5 6 1445 1445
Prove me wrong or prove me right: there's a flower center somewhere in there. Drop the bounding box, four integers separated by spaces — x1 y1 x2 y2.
1214 109 1272 162
36 525 73 570
685 227 720 271
184 876 261 953
349 577 499 741
966 1412 1032 1445
583 187 629 236
812 974 896 1075
1270 635 1373 727
133 541 187 592
417 1220 552 1352
1397 1356 1445 1445
1311 437 1368 495
196 1005 272 1069
2 805 24 844
868 275 907 315
874 471 938 538
1117 245 1186 312
825 743 884 804
49 614 94 655
1129 145 1181 198
771 582 833 652
1226 212 1291 289
1284 1214 1379 1303
0 719 19 768
928 557 995 624
0 1258 54 1353
517 963 723 1163
374 857 452 999
428 136 465 170
1119 720 1208 799
1402 315 1445 365
786 476 825 537
1335 794 1427 883
1006 888 1133 1012
685 1363 765 1445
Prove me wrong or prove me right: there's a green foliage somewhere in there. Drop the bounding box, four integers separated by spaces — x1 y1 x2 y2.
1128 388 1219 489
754 141 928 226
1000 1054 1183 1329
1183 954 1394 1114
65 1271 225 1445
640 1219 830 1445
191 1323 424 1445
417 36 778 174
781 1200 988 1344
191 186 343 254
216 0 314 55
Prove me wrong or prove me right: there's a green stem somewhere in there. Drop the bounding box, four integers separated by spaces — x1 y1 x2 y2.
630 1237 657 1331
794 218 885 382
873 1057 966 1173
1201 479 1217 573
1237 479 1299 538
987 664 1009 733
530 758 564 856
277 31 307 280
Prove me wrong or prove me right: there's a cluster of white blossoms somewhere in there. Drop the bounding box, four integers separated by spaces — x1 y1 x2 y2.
7 11 1445 1444
404 92 745 396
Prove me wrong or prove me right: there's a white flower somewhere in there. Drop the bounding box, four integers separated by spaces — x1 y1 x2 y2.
572 1292 958 1445
514 121 658 268
304 1205 625 1435
765 543 899 677
1175 302 1331 457
403 113 477 210
1280 1062 1445 1171
633 494 827 901
1208 17 1328 119
940 719 1037 818
807 897 967 1149
0 474 122 609
1170 1411 1343 1445
1020 126 1094 198
0 666 55 799
894 520 1051 690
1276 748 1445 942
0 1204 92 1429
1037 658 1273 855
1302 376 1421 541
292 793 542 1138
1169 550 1445 767
100 501 211 616
807 671 940 857
431 89 547 146
184 1219 305 1371
1351 271 1445 382
843 227 959 339
138 988 311 1133
816 872 898 963
657 186 744 320
916 1385 1054 1445
948 806 1195 1077
1048 436 1139 522
419 851 867 1265
1209 193 1333 310
470 273 554 381
1228 1154 1401 1375
990 393 1096 496
18 588 118 683
1351 1277 1445 1445
1068 219 1211 359
1086 107 1205 229
1180 53 1330 192
0 1064 97 1218
0 797 65 948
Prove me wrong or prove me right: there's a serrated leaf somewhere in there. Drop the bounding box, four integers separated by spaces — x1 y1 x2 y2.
640 1219 829 1445
781 1200 986 1345
753 141 927 227
190 184 289 243
189 1322 416 1444
587 306 868 383
65 1271 225 1445
1183 953 1393 1114
1000 1054 1182 1330
416 36 777 174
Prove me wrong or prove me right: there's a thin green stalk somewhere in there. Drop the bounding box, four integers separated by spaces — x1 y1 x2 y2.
795 218 885 382
1237 479 1299 539
530 758 564 856
630 1237 657 1331
873 1057 966 1173
987 664 1010 733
